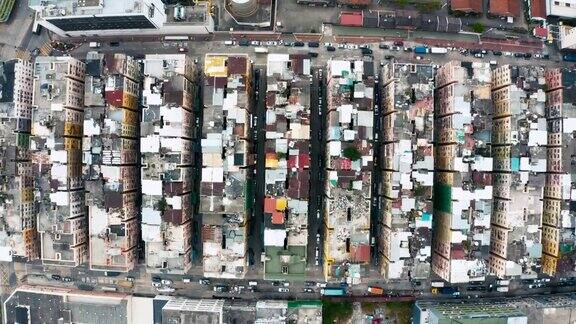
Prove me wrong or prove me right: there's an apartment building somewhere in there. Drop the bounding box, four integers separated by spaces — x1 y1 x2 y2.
83 53 141 272
262 54 312 281
541 68 576 277
489 65 546 278
141 54 199 274
0 59 39 262
29 0 166 37
323 59 374 283
32 56 87 267
432 61 493 283
200 54 252 279
378 62 434 281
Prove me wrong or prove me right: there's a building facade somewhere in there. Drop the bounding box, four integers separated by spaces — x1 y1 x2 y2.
83 53 141 272
141 54 199 274
0 59 39 262
32 56 88 267
541 68 576 277
489 65 546 278
200 54 253 279
432 61 492 283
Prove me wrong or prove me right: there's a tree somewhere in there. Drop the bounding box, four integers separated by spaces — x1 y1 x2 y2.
472 22 485 34
395 0 408 8
343 147 362 161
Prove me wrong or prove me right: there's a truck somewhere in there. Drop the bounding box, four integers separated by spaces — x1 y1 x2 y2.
368 286 384 295
321 288 346 296
117 280 134 289
414 46 429 54
430 47 448 54
563 54 576 62
255 47 268 54
431 281 445 288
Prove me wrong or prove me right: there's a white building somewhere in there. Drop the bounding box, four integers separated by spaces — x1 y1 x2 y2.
546 0 576 19
29 0 213 37
560 25 576 50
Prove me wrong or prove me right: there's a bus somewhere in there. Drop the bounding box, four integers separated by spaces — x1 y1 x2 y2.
321 288 346 296
164 35 190 41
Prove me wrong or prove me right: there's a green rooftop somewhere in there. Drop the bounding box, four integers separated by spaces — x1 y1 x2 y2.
264 245 307 281
0 0 15 22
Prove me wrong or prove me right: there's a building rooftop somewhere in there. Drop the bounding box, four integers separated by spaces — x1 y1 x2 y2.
324 59 374 282
380 62 434 281
34 0 154 18
263 54 311 281
4 285 131 324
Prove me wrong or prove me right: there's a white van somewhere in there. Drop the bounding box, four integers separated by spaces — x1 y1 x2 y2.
249 281 258 286
89 42 101 48
224 40 234 46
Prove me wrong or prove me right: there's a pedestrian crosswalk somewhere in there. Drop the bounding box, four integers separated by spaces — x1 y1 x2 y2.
15 49 30 61
39 42 52 56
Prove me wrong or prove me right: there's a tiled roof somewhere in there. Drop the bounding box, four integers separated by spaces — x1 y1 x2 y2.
450 0 483 13
489 0 520 17
529 0 546 19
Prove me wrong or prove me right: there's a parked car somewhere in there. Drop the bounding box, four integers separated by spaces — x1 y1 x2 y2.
379 43 389 49
492 51 503 56
306 281 316 287
51 274 62 281
182 277 192 283
213 285 229 293
109 42 120 47
126 276 135 282
303 288 315 293
309 52 318 58
361 48 373 55
514 52 524 58
250 41 260 46
161 279 173 285
326 46 336 52
308 41 319 47
293 41 305 47
199 278 211 285
239 40 249 46
393 40 404 46
63 277 73 282
278 287 289 293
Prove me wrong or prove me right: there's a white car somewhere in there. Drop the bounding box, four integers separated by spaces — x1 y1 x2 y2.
416 56 422 60
504 51 512 57
316 282 327 288
337 43 346 49
161 279 173 285
265 41 277 46
250 41 260 46
152 282 162 288
324 42 332 47
278 287 289 293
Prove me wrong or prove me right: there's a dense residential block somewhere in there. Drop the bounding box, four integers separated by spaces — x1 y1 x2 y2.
379 62 434 281
32 56 88 267
262 54 312 281
83 53 141 272
541 68 576 277
0 59 39 262
488 65 546 278
432 61 493 283
141 54 199 274
200 54 253 279
323 59 374 283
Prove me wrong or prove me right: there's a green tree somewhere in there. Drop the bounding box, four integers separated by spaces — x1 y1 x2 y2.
395 0 408 8
472 22 485 33
343 147 362 161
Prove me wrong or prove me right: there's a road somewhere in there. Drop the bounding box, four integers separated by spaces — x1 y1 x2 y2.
307 67 324 269
250 67 266 268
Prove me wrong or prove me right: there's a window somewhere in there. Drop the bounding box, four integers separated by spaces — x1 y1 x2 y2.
566 2 571 7
554 1 559 4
